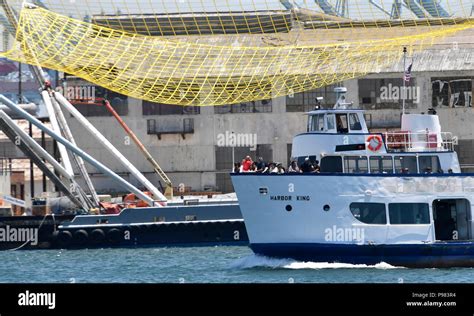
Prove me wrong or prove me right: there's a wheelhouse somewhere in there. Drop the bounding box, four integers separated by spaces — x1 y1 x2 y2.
294 102 459 173
307 110 369 134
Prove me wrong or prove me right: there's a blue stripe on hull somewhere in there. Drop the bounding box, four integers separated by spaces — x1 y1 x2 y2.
250 242 474 268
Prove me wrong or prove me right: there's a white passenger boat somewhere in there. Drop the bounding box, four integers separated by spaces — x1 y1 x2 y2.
231 88 474 268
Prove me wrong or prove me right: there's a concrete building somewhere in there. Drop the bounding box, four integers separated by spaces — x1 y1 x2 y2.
0 10 472 196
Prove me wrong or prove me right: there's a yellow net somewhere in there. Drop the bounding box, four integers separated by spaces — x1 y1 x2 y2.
1 1 473 106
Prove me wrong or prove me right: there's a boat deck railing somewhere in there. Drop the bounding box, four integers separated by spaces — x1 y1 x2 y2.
384 131 457 152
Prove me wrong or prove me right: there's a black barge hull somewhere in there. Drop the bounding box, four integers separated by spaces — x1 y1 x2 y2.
0 203 249 250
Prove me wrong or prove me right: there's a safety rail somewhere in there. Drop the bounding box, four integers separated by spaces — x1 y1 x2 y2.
384 131 456 152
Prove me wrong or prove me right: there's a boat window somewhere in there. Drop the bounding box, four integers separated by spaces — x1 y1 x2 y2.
320 156 342 173
310 115 325 132
344 156 368 173
311 115 319 132
388 203 430 224
336 114 348 134
350 203 387 224
326 114 335 131
307 115 313 132
317 115 325 131
349 113 362 131
369 156 394 174
394 156 417 174
419 156 441 173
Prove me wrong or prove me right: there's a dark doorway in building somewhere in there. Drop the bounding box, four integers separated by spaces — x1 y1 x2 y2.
433 199 471 241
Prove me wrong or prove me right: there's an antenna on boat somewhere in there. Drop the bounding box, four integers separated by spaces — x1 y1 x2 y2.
333 87 352 109
402 47 407 115
401 47 414 115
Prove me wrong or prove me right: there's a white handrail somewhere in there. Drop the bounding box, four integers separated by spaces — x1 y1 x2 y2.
384 131 455 152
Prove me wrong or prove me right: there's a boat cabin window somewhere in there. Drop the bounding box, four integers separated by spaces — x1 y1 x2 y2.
326 114 335 132
314 155 441 175
320 156 342 173
388 203 430 224
344 156 368 173
369 156 394 174
310 114 325 132
349 113 362 131
317 115 325 131
419 156 441 173
350 203 387 224
336 114 348 134
394 156 417 174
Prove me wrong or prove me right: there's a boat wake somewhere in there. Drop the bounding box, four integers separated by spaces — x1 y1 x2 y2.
231 254 401 270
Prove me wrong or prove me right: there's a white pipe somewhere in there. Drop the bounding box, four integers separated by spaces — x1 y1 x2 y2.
0 110 73 179
53 92 167 203
41 90 74 175
50 94 100 207
0 94 156 206
1 110 93 210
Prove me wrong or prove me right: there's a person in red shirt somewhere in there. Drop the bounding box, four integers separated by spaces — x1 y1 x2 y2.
241 156 253 172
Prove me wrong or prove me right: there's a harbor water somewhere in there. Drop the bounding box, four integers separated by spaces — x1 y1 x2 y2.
1 246 473 283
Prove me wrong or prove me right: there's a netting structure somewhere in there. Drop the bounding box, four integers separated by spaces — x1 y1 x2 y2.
1 1 473 106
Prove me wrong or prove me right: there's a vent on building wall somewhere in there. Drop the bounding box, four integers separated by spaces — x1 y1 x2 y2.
147 118 194 139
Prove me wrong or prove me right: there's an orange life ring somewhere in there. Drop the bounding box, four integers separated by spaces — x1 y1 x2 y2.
367 135 383 152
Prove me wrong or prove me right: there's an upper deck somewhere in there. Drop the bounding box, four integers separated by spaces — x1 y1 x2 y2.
292 87 460 174
304 109 456 154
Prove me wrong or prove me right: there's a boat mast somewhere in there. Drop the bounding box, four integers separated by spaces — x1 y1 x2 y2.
402 46 407 115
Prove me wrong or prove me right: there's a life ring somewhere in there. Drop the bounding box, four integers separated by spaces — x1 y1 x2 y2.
366 135 383 152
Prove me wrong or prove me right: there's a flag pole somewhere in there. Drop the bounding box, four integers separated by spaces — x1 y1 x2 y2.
402 47 407 115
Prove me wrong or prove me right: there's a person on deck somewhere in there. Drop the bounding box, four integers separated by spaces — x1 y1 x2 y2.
312 160 320 173
241 156 253 172
301 157 314 173
288 160 300 173
255 157 266 173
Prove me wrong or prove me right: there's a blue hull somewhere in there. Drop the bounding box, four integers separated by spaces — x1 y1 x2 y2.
250 242 474 268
